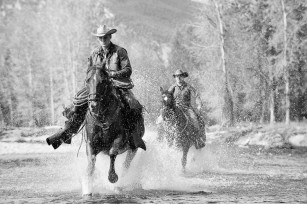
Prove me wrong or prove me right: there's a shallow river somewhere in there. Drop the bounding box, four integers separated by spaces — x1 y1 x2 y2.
0 131 307 203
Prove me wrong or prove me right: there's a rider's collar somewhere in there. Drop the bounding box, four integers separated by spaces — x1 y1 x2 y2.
176 81 187 88
98 42 115 55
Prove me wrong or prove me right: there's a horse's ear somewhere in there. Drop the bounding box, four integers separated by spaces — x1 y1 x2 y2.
159 87 164 93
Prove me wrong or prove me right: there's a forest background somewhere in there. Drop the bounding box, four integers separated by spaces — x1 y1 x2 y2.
1 0 307 128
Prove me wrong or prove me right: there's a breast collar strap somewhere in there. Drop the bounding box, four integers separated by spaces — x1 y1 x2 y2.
88 99 121 131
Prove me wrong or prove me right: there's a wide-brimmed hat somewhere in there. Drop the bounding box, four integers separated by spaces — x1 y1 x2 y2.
91 25 117 37
172 69 189 78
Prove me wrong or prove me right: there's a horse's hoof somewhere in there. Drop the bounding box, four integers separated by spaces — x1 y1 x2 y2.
108 172 118 183
82 193 92 199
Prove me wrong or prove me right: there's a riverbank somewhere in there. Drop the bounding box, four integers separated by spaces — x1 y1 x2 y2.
1 122 307 153
1 133 307 203
207 122 307 149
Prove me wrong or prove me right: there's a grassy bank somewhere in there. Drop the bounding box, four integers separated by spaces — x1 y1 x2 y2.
207 122 307 149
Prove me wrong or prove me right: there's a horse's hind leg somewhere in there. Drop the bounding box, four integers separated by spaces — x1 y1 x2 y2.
108 155 118 183
123 149 137 169
83 142 96 197
181 146 189 172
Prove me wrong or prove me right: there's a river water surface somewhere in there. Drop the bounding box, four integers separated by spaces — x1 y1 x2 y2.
0 131 307 203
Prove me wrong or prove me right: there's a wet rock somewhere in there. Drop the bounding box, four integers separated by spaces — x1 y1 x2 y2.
289 134 307 147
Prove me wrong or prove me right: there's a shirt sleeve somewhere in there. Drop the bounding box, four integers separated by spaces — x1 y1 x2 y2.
112 48 132 78
168 84 176 94
86 55 93 73
190 85 202 108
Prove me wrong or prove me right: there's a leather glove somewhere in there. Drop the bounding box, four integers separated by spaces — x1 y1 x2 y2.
95 61 106 69
109 71 117 78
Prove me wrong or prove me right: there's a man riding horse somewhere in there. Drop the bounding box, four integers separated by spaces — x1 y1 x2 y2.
160 69 206 147
47 25 146 150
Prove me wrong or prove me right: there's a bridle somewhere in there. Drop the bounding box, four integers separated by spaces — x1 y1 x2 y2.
86 65 120 131
86 65 110 102
88 87 109 102
162 92 189 134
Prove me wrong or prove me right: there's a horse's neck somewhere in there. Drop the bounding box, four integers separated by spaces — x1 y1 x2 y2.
104 92 118 112
96 87 117 114
162 106 176 121
163 105 187 125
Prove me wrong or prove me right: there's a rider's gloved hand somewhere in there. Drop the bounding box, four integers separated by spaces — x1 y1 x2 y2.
95 61 106 69
109 71 117 78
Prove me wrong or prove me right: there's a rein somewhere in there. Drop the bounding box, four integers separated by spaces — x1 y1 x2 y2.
87 95 121 132
85 63 121 134
176 107 190 134
163 99 190 134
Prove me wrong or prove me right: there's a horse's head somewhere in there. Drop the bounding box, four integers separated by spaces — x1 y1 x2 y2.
86 65 112 114
159 87 174 108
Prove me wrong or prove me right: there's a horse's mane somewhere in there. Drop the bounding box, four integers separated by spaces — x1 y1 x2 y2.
85 65 109 84
85 65 121 117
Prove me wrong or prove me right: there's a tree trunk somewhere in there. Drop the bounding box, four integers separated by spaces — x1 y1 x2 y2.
281 0 290 125
26 54 35 127
259 86 266 123
7 89 14 126
257 46 265 123
269 89 275 124
270 77 276 125
71 41 80 96
0 82 5 127
297 60 305 121
213 0 234 126
55 25 71 103
49 66 55 125
0 105 4 128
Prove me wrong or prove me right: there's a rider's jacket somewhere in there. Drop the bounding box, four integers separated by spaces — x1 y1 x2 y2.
88 42 133 89
168 81 201 109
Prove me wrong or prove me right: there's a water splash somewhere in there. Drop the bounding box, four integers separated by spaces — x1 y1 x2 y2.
75 130 222 195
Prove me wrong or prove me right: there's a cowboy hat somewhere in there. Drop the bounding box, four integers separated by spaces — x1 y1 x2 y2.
91 25 117 37
172 69 189 78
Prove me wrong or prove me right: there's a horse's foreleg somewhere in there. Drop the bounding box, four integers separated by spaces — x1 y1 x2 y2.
83 142 96 197
87 145 96 177
123 149 137 169
181 146 189 171
108 155 118 183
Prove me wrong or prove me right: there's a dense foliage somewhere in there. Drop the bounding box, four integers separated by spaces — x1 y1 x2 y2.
0 0 306 127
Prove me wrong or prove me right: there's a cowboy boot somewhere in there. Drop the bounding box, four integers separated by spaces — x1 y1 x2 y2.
46 123 73 150
133 117 146 150
46 104 87 149
194 124 206 149
47 104 77 148
130 110 146 151
123 108 146 151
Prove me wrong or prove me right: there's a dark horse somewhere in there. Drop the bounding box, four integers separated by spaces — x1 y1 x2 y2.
158 87 205 170
83 65 145 195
